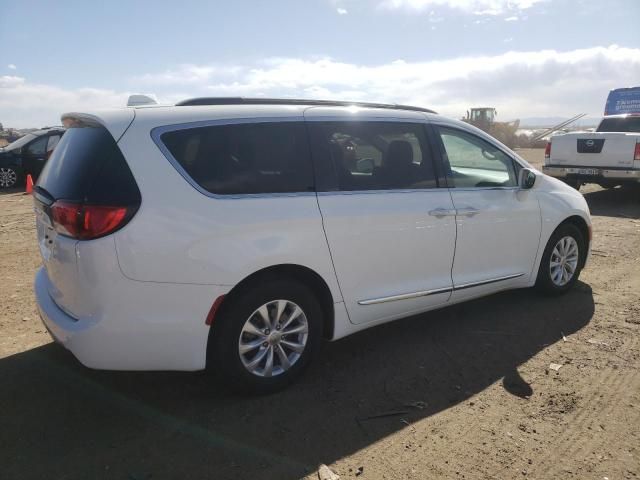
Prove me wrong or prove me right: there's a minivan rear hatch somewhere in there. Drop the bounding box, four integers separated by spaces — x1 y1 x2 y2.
34 117 140 319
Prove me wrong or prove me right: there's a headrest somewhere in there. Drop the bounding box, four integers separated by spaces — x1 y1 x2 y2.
386 140 413 169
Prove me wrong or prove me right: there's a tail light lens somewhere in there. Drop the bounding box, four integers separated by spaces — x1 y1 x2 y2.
544 142 551 160
634 142 640 162
51 201 132 240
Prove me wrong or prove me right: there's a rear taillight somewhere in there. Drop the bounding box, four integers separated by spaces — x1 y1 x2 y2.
51 201 131 240
544 142 551 160
634 142 640 162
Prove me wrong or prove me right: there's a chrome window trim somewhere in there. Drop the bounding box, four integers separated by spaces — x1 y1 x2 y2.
358 273 525 306
317 187 444 196
445 186 520 192
151 116 316 200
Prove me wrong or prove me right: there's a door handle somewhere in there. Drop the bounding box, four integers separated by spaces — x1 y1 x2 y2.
456 207 481 217
429 208 457 218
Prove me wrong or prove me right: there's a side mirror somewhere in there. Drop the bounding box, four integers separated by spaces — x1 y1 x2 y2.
519 168 536 190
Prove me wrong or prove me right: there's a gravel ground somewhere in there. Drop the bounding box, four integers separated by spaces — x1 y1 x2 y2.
0 149 638 480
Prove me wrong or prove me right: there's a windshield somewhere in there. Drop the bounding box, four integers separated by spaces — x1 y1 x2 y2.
596 116 640 133
2 133 37 151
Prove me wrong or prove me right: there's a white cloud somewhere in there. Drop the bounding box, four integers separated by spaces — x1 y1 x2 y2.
0 76 128 127
337 7 349 14
1 45 639 127
504 15 519 21
7 64 17 70
135 45 640 119
132 64 242 86
379 0 547 15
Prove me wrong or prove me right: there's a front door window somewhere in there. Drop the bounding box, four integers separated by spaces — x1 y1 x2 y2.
437 127 517 188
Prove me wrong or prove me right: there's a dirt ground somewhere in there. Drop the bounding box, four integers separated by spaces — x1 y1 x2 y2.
1 149 638 480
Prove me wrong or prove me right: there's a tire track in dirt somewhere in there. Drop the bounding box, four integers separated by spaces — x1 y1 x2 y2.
531 229 640 477
533 337 639 477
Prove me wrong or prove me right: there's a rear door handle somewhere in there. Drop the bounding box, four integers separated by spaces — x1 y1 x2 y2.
456 207 481 217
429 208 457 218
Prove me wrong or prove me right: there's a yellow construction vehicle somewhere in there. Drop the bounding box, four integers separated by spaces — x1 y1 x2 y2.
462 107 520 147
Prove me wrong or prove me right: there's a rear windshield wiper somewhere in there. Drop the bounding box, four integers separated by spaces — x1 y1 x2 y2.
34 185 55 205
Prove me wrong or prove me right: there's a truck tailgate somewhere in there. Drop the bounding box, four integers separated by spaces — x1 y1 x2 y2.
551 133 638 168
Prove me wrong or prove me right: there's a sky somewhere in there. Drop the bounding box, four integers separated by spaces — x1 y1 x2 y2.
1 0 639 128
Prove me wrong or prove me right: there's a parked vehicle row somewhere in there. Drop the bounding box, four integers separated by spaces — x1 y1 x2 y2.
0 127 65 189
33 98 591 392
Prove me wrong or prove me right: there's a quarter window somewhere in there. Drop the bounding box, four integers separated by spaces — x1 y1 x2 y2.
160 122 313 195
436 126 517 188
308 122 437 191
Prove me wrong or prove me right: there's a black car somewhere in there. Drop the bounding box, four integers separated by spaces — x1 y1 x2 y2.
0 127 65 189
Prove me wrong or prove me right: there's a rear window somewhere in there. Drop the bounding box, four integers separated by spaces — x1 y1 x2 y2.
159 122 314 195
597 116 640 133
37 126 140 204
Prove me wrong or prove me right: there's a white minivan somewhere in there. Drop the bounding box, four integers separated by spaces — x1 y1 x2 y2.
34 98 591 392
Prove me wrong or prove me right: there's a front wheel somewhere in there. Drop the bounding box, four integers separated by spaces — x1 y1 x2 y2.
536 224 585 295
0 167 20 189
208 278 323 393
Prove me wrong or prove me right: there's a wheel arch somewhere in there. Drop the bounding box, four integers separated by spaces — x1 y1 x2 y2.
557 215 591 268
210 263 335 342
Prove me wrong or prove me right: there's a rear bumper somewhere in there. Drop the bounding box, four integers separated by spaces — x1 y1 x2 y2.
542 165 640 183
35 266 229 371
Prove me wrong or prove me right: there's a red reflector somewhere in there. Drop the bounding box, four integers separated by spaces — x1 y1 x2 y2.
205 295 226 326
544 142 551 159
51 201 129 240
634 142 640 162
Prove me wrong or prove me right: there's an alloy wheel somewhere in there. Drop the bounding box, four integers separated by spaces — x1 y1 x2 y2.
0 168 17 188
549 236 579 286
238 299 309 377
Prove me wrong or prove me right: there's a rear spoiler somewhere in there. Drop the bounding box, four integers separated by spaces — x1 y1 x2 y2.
60 110 135 142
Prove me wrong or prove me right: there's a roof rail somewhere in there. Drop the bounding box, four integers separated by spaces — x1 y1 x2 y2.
175 97 437 114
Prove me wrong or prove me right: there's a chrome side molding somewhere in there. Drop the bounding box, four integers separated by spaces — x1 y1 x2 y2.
358 286 452 305
453 272 525 291
357 273 525 305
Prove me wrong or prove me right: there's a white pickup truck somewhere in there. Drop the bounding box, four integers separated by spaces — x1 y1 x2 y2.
542 114 640 190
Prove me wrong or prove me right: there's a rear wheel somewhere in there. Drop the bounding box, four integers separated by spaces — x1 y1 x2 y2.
536 224 585 294
208 278 323 393
0 167 19 189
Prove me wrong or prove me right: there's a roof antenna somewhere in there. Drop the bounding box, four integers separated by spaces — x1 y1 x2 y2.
127 94 158 107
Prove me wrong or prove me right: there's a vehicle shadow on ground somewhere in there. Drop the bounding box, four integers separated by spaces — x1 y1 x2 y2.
583 186 640 219
1 284 594 480
0 187 25 196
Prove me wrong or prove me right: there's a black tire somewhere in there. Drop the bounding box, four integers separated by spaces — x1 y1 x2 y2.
563 178 581 191
536 223 585 295
208 277 323 394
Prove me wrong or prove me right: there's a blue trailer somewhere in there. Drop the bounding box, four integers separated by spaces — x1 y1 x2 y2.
604 87 640 116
